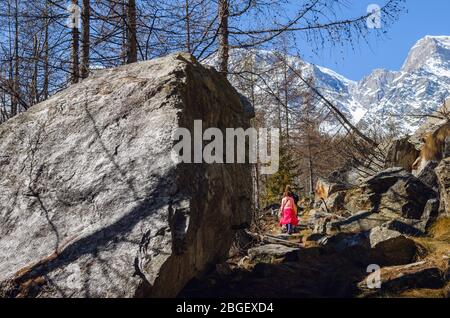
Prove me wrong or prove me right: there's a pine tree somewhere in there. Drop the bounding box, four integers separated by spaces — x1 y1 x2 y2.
262 136 299 206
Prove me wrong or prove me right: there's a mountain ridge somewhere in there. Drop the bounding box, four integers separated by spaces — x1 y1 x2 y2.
220 35 450 134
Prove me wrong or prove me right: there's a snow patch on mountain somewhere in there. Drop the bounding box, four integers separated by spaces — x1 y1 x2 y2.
207 35 450 134
359 35 450 133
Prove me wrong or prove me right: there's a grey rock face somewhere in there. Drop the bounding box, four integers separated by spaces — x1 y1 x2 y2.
247 244 300 263
327 211 391 234
444 136 450 158
435 157 450 216
384 137 420 172
321 191 346 213
0 53 253 297
358 261 446 297
319 232 370 252
369 225 403 249
346 168 437 219
419 198 440 231
314 176 350 209
416 160 439 191
313 216 332 234
369 225 418 266
314 167 440 238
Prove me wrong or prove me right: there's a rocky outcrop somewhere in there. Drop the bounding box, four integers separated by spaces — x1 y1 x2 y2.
411 119 450 175
305 113 450 297
343 168 437 219
415 160 439 191
358 261 447 297
247 244 300 263
409 103 450 216
313 167 440 239
314 175 350 202
327 211 391 234
317 232 370 252
384 137 420 171
321 191 347 213
369 225 419 266
444 136 450 158
316 167 443 238
303 111 450 297
436 157 450 216
420 198 441 231
0 53 253 297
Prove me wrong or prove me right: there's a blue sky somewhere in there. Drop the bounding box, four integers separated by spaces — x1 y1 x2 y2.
298 0 450 81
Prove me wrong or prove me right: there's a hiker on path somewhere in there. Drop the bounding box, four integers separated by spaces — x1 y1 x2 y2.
279 185 299 235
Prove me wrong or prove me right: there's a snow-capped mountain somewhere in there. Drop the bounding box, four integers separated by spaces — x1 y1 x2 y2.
217 49 368 129
357 35 450 132
216 35 450 134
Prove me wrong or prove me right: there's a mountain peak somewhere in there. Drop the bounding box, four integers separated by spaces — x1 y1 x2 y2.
361 68 394 82
220 35 450 134
402 35 450 72
422 35 450 45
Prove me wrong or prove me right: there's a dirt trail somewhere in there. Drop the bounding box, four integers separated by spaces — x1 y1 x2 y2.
179 213 369 298
179 214 450 298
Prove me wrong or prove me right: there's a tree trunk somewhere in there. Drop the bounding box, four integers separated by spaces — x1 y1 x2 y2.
80 0 90 79
43 1 49 100
254 162 260 212
120 1 127 64
276 85 282 137
31 34 39 105
71 0 80 84
283 58 289 144
7 5 14 117
218 0 229 75
185 0 191 53
307 130 314 195
12 0 19 116
126 0 137 64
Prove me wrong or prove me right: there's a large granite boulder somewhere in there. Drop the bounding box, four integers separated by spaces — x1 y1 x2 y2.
0 53 253 297
344 168 437 219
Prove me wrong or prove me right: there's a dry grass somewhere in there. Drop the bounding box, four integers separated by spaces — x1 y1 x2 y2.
257 214 281 235
420 123 450 161
398 282 450 298
429 216 450 242
391 217 450 298
413 217 450 264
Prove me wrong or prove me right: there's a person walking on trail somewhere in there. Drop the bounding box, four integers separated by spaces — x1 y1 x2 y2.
279 185 299 235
